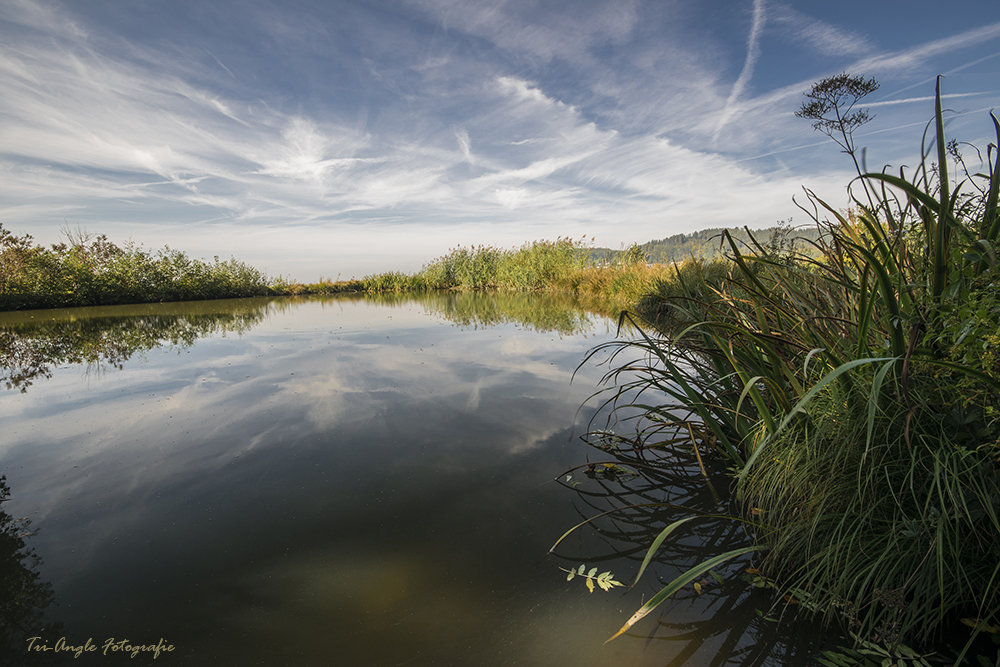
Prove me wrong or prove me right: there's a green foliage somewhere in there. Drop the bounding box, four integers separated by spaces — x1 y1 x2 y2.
416 238 590 291
817 638 936 667
0 227 277 310
562 564 624 593
361 271 425 292
606 546 761 642
583 78 1000 656
270 277 367 295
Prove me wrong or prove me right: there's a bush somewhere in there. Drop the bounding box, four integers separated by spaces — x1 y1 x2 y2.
0 226 276 310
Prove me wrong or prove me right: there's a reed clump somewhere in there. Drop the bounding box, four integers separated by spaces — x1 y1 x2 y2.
587 78 1000 658
556 244 680 311
415 237 591 290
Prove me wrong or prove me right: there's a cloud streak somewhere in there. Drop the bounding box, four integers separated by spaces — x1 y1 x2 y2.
714 0 767 142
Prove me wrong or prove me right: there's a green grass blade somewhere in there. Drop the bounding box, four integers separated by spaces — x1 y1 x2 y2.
605 545 763 643
984 112 1000 245
631 515 701 588
547 503 691 554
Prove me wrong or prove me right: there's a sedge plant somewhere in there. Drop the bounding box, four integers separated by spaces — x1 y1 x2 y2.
581 77 1000 661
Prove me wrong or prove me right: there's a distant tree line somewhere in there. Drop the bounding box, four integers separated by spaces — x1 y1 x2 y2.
589 223 823 264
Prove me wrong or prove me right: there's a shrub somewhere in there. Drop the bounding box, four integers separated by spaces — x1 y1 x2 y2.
0 227 275 310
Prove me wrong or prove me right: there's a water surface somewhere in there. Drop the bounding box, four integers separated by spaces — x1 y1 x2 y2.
0 292 830 666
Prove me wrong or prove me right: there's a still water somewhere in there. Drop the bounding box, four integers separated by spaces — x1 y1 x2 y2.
0 292 830 666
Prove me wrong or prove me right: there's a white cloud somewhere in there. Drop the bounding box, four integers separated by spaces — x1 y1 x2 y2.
455 126 473 162
406 0 642 65
865 92 996 108
494 187 526 210
769 3 874 57
0 0 86 39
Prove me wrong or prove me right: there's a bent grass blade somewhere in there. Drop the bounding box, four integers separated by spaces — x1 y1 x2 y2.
605 545 764 643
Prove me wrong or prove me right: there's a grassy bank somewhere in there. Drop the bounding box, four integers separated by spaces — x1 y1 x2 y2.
3 227 697 312
583 77 1000 662
355 238 695 313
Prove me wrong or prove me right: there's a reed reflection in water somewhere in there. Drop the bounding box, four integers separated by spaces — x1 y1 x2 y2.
551 430 839 666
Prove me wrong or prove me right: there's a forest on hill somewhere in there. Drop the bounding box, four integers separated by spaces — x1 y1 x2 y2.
590 223 823 264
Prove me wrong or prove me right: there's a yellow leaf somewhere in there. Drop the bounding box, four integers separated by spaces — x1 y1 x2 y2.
586 577 595 593
960 617 1000 633
693 582 702 594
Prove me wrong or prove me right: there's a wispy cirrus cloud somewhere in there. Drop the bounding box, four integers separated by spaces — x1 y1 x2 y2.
714 0 767 142
853 21 1000 75
692 14 1000 160
865 91 997 108
768 3 874 57
405 0 642 65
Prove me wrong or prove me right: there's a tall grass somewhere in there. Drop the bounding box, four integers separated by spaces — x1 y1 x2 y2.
557 245 687 312
586 79 1000 659
356 238 696 311
416 237 591 290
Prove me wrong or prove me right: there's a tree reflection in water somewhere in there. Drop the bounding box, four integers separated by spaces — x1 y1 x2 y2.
0 476 62 666
550 430 838 666
0 299 276 392
1 291 612 393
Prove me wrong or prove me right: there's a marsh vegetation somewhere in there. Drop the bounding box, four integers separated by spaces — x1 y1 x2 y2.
570 77 1000 664
0 224 791 316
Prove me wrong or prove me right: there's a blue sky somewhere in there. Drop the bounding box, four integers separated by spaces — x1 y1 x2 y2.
1 0 998 280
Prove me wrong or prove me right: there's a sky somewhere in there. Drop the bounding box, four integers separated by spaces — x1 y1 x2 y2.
1 0 998 280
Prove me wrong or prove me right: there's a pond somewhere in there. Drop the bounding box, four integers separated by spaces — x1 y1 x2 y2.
0 292 833 666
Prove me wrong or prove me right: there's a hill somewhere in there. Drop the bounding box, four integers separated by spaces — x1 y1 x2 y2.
590 224 823 264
